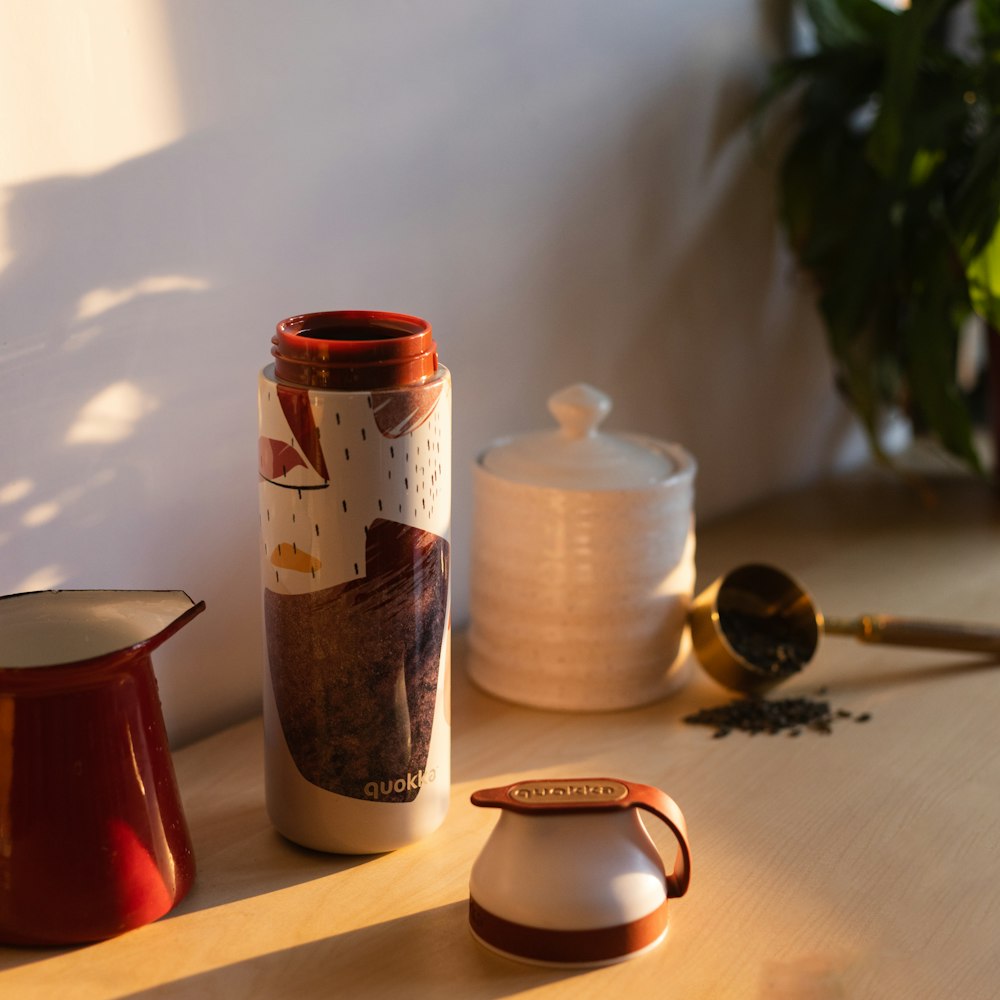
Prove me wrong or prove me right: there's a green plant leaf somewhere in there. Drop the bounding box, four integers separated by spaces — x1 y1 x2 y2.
906 332 983 472
802 0 895 49
977 0 1000 41
903 243 983 471
966 219 1000 328
765 0 994 474
909 147 945 185
952 121 1000 249
865 0 955 179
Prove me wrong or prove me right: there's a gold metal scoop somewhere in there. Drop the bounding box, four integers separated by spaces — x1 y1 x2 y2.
688 563 1000 696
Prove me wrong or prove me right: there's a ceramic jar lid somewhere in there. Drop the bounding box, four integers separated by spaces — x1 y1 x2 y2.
480 384 674 490
467 777 692 967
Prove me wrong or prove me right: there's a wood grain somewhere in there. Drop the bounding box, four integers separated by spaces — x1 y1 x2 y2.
2 468 998 998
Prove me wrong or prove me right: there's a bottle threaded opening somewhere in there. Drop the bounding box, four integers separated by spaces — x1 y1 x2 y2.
272 310 438 389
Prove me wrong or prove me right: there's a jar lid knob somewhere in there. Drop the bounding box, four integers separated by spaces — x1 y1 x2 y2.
548 384 611 441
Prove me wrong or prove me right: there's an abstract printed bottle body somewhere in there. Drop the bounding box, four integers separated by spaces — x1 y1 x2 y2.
258 311 451 853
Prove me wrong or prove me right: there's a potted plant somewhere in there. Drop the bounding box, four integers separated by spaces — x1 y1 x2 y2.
764 0 1000 472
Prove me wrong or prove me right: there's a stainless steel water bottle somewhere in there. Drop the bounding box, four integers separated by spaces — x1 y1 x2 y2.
258 310 451 853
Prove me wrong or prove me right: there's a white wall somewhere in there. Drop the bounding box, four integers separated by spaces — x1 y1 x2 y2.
0 0 864 746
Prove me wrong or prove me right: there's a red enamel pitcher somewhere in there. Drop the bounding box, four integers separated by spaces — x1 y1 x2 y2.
0 590 204 945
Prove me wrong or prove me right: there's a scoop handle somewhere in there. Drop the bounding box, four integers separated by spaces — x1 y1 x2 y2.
824 615 1000 655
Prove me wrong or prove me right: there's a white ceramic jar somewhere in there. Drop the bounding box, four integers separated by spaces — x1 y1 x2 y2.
468 384 697 711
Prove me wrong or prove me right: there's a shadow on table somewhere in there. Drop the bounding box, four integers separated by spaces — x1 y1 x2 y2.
0 941 90 973
170 803 383 919
0 824 380 974
807 654 1000 695
118 900 588 999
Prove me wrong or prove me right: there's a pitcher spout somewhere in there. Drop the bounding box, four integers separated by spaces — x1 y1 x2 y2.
0 589 205 670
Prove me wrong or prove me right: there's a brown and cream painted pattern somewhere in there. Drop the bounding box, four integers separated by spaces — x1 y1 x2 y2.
258 366 451 803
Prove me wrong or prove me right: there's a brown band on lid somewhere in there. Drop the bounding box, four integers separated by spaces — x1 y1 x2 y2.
469 897 668 964
471 777 691 898
272 310 438 390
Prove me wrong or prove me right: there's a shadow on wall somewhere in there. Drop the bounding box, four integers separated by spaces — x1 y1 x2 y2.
0 132 277 745
1 5 493 741
0 1 861 746
0 65 509 745
1 10 481 753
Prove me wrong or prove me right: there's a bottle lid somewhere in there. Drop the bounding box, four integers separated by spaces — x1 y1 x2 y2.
468 777 691 966
480 384 674 490
272 311 438 390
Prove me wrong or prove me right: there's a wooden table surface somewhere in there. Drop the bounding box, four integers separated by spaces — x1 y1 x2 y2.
3 469 999 999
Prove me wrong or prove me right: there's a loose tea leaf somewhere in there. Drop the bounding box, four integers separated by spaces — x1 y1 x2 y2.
718 608 812 680
683 696 870 738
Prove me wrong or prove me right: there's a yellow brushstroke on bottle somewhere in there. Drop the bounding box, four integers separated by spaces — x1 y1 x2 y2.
270 543 322 574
